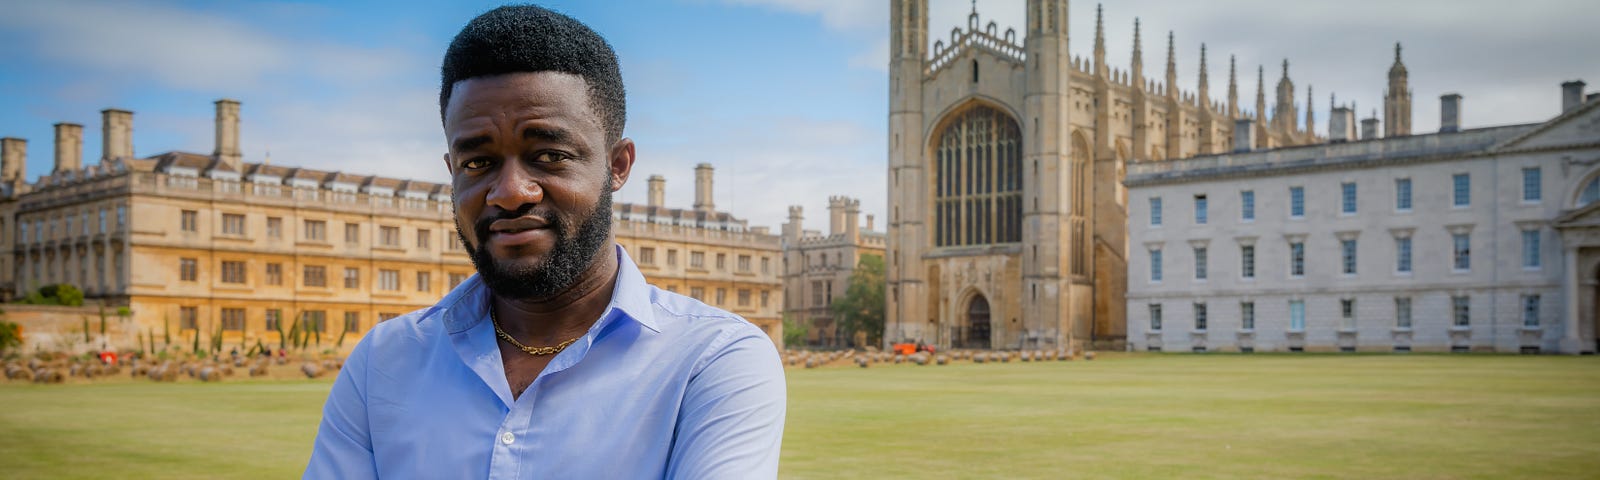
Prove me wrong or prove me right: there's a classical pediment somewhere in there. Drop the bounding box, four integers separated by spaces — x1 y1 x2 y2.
1495 100 1600 152
1552 201 1600 229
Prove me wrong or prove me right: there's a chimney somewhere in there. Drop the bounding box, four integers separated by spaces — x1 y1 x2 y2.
783 205 804 240
1563 80 1587 113
1361 116 1380 140
647 174 665 208
844 198 861 242
101 108 133 162
1439 93 1462 133
827 196 845 235
214 99 242 170
1232 119 1255 153
1 137 24 184
53 122 83 174
693 163 714 212
1328 107 1356 143
866 214 875 232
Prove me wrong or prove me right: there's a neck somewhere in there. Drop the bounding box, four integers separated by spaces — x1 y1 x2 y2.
492 242 619 344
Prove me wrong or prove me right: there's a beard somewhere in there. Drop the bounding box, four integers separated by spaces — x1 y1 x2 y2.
456 180 613 301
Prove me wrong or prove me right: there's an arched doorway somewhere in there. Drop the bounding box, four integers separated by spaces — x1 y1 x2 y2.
966 294 991 349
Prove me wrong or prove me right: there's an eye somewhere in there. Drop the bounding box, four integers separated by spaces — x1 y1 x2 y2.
533 151 573 164
461 157 492 170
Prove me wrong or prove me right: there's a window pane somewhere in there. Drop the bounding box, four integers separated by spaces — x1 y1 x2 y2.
1396 178 1412 210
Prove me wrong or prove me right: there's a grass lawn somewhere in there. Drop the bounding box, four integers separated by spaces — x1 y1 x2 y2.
2 354 1597 479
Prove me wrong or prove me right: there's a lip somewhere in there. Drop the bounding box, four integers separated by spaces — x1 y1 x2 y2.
489 216 549 234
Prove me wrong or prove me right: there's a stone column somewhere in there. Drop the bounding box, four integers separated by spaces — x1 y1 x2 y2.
1561 246 1585 353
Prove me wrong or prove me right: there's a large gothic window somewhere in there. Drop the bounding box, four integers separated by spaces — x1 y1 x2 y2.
934 105 1022 247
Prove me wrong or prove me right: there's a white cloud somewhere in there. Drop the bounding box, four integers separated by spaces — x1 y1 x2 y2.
0 1 421 92
720 0 886 32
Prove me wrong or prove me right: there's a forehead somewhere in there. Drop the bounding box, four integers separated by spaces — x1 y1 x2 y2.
443 71 600 135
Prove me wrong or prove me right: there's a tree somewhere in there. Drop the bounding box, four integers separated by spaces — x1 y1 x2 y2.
781 314 809 350
830 254 886 348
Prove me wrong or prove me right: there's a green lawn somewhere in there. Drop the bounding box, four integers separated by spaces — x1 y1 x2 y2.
2 354 1597 479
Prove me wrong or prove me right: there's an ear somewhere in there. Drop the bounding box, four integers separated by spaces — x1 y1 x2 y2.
607 138 636 192
442 152 455 176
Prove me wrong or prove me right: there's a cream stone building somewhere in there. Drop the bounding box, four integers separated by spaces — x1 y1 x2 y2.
781 196 886 347
1125 76 1600 354
886 1 1322 350
0 102 784 351
613 165 786 347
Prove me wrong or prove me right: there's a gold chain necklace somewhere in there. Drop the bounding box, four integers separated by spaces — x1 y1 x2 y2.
490 308 581 356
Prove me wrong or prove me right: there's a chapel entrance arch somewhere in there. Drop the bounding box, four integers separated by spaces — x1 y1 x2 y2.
965 293 992 349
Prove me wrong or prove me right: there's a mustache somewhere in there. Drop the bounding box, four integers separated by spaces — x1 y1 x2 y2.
474 204 562 240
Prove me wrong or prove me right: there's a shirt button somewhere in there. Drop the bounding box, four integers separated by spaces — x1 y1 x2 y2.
501 432 516 445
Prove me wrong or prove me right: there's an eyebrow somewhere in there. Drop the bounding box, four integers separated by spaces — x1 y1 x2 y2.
451 135 492 153
524 127 572 144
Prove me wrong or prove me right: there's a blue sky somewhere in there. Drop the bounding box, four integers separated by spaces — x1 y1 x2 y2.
2 0 1596 229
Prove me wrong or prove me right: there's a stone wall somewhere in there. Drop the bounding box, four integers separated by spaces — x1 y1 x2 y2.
3 303 137 354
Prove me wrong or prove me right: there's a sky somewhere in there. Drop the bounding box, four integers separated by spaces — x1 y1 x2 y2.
0 0 1595 231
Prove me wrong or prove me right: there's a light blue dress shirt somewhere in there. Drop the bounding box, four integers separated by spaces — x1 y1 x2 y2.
304 246 786 479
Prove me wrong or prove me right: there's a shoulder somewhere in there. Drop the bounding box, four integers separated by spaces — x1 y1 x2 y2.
644 286 781 375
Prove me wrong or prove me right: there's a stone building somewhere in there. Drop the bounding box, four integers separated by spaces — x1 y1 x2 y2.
1125 79 1600 354
0 102 784 351
781 196 886 347
612 165 786 347
885 1 1321 350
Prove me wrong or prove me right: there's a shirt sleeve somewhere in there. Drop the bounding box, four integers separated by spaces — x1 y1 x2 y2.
665 326 788 480
303 337 379 480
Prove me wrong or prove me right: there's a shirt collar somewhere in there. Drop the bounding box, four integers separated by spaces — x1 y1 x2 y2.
441 243 660 335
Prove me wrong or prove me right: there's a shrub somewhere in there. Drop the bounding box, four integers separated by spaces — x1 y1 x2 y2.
20 284 85 306
0 321 21 355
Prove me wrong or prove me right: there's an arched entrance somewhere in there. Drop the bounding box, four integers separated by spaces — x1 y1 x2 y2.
966 294 991 349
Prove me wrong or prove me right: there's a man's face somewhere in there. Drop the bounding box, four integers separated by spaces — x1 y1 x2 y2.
443 72 622 300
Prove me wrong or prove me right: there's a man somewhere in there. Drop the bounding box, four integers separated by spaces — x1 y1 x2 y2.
305 5 786 479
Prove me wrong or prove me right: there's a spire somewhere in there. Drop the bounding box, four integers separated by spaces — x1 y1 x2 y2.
1255 65 1266 121
1305 84 1315 135
1197 44 1209 109
1093 4 1106 76
1273 58 1296 133
1385 41 1412 136
1227 54 1238 118
1131 18 1144 90
1164 31 1177 97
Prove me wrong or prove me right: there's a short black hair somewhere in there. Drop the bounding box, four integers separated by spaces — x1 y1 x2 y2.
440 5 626 143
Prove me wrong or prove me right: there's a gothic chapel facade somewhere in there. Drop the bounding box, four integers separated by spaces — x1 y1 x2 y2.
886 0 1322 350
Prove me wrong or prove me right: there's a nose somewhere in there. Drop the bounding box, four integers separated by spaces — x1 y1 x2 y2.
484 159 544 213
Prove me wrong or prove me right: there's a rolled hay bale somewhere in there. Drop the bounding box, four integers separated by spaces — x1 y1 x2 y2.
33 368 64 384
181 363 198 378
149 363 178 382
935 354 949 365
1020 351 1032 362
103 365 120 376
973 354 986 364
69 364 84 377
804 358 817 369
1084 351 1096 361
233 357 247 368
130 364 150 378
220 365 235 377
893 354 905 364
274 356 288 365
197 366 223 383
911 353 929 366
854 356 868 368
6 365 30 381
300 363 323 379
248 363 269 377
999 352 1011 363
